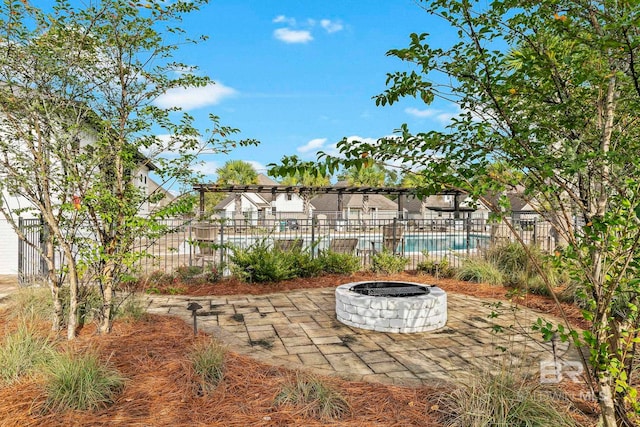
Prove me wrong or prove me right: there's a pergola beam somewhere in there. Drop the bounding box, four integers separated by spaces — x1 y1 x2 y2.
193 184 464 219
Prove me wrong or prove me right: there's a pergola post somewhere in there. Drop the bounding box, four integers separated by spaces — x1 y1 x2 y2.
397 193 404 219
199 190 205 219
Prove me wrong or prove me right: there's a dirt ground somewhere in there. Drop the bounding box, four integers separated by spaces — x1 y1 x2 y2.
0 272 597 426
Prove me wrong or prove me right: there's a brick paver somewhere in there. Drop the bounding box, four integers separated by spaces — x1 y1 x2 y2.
144 287 584 387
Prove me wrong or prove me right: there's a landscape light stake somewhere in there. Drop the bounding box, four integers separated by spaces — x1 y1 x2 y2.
187 302 203 336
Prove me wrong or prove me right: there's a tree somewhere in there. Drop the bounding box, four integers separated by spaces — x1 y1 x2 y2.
273 1 640 425
215 160 258 215
338 164 388 187
0 0 254 338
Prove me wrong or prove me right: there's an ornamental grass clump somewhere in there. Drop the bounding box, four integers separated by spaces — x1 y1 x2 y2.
274 372 351 421
438 367 577 427
44 351 125 412
0 323 54 385
189 339 226 394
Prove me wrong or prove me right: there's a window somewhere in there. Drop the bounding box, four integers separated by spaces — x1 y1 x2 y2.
272 206 276 215
286 194 293 201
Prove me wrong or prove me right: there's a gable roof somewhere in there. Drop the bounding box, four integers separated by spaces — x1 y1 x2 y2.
310 193 397 211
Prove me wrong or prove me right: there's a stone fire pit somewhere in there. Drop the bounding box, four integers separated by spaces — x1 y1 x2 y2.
335 281 447 333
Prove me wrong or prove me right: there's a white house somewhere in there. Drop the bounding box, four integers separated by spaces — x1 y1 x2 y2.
213 174 309 223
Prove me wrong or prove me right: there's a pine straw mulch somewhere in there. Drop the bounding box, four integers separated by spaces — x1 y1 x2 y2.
0 272 599 426
0 314 443 427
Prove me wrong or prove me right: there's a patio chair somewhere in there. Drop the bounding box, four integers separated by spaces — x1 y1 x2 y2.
274 238 304 252
382 224 404 254
192 223 219 265
328 238 359 255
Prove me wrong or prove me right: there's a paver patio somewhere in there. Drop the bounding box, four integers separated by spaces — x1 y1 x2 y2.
145 287 584 387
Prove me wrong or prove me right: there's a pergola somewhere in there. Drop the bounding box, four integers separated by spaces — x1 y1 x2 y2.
192 184 467 218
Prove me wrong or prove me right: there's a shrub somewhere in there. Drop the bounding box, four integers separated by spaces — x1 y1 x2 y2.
485 243 566 295
370 251 408 274
44 351 125 411
229 239 298 282
439 368 577 426
456 257 504 285
317 251 361 275
174 265 204 281
274 372 351 421
416 251 456 278
189 340 226 394
0 324 54 385
114 294 147 322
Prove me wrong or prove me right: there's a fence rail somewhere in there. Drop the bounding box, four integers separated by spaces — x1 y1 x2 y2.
18 215 557 283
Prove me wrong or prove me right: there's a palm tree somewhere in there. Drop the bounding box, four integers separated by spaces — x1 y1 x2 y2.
215 160 258 217
338 164 387 187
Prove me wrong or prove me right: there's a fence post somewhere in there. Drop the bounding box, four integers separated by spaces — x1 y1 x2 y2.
40 218 48 278
18 217 23 280
219 221 224 269
466 215 471 256
311 217 316 259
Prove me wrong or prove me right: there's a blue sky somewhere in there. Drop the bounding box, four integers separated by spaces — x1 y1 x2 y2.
153 1 459 181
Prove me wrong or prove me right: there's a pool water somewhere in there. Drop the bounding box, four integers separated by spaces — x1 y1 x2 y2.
403 233 489 253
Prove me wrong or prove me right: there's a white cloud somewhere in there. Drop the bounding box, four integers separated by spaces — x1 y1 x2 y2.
273 15 296 26
192 160 221 176
273 28 313 44
405 107 439 118
405 107 457 125
246 160 267 173
297 138 327 154
320 19 343 33
154 82 236 111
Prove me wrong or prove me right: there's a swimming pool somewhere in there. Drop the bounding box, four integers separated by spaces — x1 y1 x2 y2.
403 233 489 253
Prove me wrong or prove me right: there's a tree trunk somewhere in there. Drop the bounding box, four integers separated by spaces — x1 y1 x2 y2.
44 236 63 331
64 246 79 341
596 369 618 427
98 261 115 334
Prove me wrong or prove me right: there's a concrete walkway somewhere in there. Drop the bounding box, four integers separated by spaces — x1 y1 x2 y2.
145 288 583 387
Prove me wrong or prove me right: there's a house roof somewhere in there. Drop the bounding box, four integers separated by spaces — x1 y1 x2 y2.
214 192 270 210
483 192 533 212
310 193 398 211
404 195 453 211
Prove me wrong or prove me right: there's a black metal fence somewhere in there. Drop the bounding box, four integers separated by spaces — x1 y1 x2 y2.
19 215 557 283
17 218 48 283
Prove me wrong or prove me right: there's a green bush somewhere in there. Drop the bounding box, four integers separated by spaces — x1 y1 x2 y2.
317 251 361 275
416 252 456 278
439 368 577 426
456 257 504 285
174 265 204 281
44 351 125 412
486 242 564 291
0 324 54 385
274 372 351 421
114 294 147 322
189 340 226 393
370 251 408 274
230 239 319 282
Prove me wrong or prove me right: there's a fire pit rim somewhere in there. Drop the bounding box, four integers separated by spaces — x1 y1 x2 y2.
335 280 447 334
349 281 431 297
